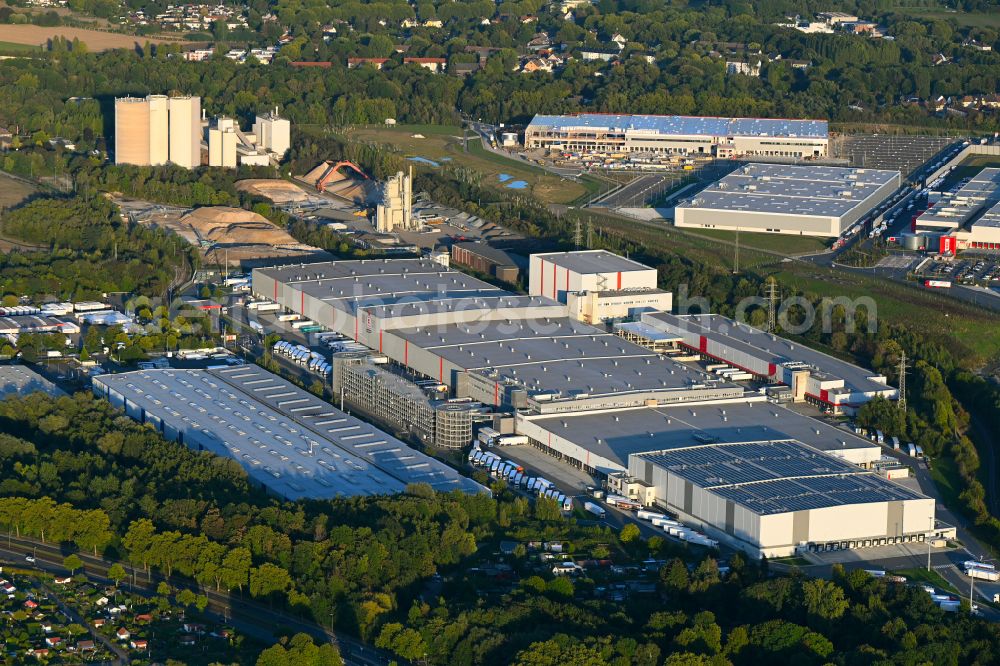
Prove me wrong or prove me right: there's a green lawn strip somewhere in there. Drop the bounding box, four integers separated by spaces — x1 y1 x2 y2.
892 567 958 594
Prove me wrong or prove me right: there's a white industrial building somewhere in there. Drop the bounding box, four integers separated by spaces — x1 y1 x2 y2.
529 250 670 323
0 364 64 398
375 169 414 233
915 168 1000 251
640 312 897 415
524 114 830 159
167 96 201 170
93 366 486 500
253 111 291 157
629 440 936 558
251 256 939 556
674 164 901 237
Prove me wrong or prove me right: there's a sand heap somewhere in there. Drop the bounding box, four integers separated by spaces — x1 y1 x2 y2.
235 179 311 205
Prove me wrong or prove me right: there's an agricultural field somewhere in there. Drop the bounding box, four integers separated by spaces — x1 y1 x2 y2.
0 24 172 51
345 124 592 205
894 6 1000 28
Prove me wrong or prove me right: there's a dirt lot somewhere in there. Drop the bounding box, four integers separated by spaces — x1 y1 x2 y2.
0 24 172 51
0 172 36 209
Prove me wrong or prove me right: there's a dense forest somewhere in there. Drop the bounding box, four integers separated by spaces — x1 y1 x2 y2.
2 390 1000 664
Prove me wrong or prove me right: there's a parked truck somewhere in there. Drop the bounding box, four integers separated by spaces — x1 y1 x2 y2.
584 502 606 518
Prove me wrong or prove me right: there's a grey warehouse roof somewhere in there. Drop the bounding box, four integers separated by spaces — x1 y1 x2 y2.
678 163 899 218
95 367 485 500
636 440 926 515
527 114 829 139
533 250 654 275
392 317 719 396
0 364 64 398
643 312 892 395
919 168 1000 230
526 401 878 468
254 259 558 317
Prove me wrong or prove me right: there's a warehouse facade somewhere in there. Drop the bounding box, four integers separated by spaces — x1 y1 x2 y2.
629 440 938 558
674 164 901 237
640 312 897 415
524 114 829 159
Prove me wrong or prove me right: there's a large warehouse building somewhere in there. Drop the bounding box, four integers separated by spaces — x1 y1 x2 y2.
629 440 935 558
252 255 937 557
93 366 486 500
640 312 897 415
914 167 1000 252
524 114 830 159
674 164 901 237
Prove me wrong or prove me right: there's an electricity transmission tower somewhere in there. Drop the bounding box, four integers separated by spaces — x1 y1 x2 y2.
573 218 582 249
766 278 778 332
898 351 908 412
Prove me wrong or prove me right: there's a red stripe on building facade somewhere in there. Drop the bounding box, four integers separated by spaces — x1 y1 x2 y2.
617 271 622 290
699 335 707 353
494 382 499 405
768 362 777 377
379 330 383 353
404 341 408 365
439 357 443 382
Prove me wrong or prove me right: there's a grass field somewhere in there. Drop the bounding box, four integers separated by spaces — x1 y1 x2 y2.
0 24 171 51
345 124 589 205
893 7 1000 28
774 263 1000 366
680 228 830 256
0 39 42 54
893 568 957 593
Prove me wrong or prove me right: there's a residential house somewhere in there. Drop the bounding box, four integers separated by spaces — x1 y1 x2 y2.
579 47 619 62
92 619 106 629
631 51 656 64
130 638 149 650
41 622 53 633
818 11 858 25
959 95 979 108
981 94 1000 109
451 62 480 77
423 18 443 28
44 637 62 647
24 599 38 609
931 53 949 66
347 57 388 69
527 32 551 51
404 57 447 72
611 33 627 49
963 39 992 51
116 627 131 641
290 61 332 68
521 57 553 73
76 640 96 651
726 60 761 76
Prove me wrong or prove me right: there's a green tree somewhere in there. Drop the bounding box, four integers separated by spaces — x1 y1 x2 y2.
63 553 83 575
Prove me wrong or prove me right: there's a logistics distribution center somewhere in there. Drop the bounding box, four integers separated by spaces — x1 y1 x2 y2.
524 114 830 159
914 167 1000 251
675 164 901 237
639 312 898 415
93 366 486 500
250 255 948 557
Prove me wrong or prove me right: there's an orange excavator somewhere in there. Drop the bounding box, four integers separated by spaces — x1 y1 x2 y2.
315 160 369 192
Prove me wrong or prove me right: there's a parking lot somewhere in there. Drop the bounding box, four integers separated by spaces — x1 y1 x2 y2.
876 254 920 270
917 257 1000 286
834 134 958 177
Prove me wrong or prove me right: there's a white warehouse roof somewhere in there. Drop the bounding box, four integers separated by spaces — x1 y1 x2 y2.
94 367 487 500
526 114 829 139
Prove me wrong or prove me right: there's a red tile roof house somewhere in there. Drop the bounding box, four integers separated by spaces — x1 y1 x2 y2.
76 640 96 651
24 599 38 609
116 627 131 641
92 618 106 628
130 638 148 650
135 613 153 623
44 636 62 647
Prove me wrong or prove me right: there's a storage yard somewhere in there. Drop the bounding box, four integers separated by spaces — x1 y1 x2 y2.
249 253 946 558
674 164 901 237
122 202 330 267
93 366 486 500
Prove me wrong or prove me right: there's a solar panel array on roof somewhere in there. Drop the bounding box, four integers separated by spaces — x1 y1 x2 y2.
636 440 925 515
527 114 829 139
679 163 900 217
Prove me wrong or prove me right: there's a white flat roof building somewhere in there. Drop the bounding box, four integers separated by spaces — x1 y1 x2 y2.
525 114 829 159
529 250 658 303
916 168 1000 250
675 164 901 237
93 366 487 500
630 439 934 558
0 365 64 398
